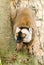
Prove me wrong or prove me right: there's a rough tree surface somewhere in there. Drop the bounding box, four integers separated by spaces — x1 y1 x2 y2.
0 0 44 65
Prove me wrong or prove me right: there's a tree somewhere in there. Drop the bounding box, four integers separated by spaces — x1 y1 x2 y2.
0 0 14 56
0 0 44 65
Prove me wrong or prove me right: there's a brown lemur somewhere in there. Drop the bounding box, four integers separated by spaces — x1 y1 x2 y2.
10 0 38 54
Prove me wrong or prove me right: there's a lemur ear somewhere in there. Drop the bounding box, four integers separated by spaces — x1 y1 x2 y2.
29 28 33 34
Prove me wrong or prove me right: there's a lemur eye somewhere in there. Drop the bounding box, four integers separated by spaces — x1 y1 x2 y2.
16 33 18 37
22 33 26 37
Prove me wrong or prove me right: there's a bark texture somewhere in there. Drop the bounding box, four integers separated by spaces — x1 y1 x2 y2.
0 0 44 65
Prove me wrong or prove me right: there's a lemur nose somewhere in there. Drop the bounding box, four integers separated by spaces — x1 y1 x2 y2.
16 40 21 43
17 37 22 43
16 31 23 43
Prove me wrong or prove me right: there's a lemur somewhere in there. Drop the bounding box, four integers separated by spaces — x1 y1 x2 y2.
10 0 38 54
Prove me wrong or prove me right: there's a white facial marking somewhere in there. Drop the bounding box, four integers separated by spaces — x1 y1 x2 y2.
15 27 21 40
15 27 33 43
16 27 20 33
29 28 32 34
22 28 32 42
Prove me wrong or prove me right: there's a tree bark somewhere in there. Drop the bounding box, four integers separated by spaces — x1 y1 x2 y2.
0 0 14 55
0 0 44 65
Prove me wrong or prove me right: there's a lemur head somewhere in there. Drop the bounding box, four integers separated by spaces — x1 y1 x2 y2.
15 27 33 43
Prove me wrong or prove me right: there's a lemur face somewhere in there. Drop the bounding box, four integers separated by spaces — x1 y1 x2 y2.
15 27 33 43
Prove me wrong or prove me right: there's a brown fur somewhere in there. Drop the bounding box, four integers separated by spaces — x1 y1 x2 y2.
10 0 38 54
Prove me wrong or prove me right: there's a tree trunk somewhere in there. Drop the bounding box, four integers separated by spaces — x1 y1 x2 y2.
0 0 14 55
0 0 44 65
